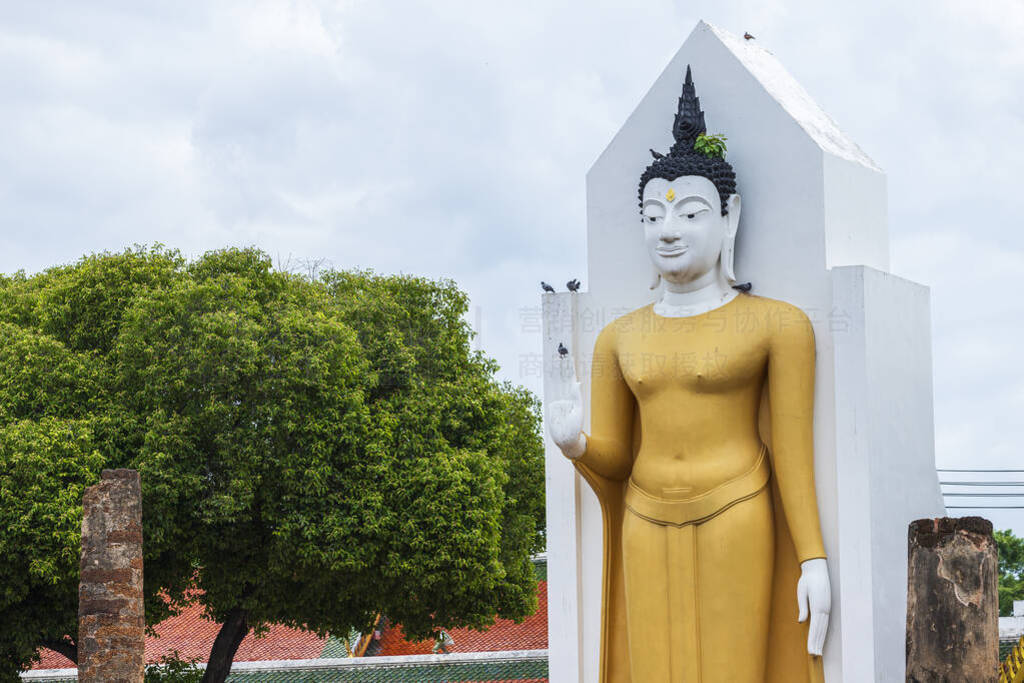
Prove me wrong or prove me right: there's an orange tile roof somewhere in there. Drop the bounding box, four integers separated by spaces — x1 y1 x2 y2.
33 648 74 670
376 581 548 656
33 580 547 669
34 602 327 668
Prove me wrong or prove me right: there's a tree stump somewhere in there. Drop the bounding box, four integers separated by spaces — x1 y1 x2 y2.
906 516 998 682
78 469 145 683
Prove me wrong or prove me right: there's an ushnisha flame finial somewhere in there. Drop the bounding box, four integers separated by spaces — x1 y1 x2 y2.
639 65 736 216
671 65 708 156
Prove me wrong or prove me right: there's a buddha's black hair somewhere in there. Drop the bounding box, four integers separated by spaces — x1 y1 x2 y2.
639 65 736 215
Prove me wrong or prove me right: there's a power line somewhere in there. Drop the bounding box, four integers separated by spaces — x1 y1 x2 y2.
936 468 1024 473
938 469 1024 510
943 493 1024 497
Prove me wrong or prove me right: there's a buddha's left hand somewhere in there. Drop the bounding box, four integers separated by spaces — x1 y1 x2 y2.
797 557 830 656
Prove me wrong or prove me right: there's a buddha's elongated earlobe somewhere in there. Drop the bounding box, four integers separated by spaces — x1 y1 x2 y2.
649 266 662 290
720 193 742 285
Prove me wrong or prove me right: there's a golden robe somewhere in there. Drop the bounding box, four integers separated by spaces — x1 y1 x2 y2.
574 293 826 683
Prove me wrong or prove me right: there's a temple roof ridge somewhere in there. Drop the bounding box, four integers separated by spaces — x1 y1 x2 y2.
698 20 881 172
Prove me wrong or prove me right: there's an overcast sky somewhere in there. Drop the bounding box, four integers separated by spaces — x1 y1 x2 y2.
2 0 1022 533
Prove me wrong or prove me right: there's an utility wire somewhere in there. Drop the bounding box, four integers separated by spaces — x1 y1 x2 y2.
943 492 1024 497
939 469 1024 510
936 468 1024 473
940 481 1024 487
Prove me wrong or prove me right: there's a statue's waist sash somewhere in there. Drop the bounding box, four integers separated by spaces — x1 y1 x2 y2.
624 445 770 527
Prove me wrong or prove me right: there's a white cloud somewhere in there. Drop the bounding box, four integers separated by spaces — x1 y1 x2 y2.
1 0 1022 530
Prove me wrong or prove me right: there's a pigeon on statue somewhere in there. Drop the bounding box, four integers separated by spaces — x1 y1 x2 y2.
744 32 755 40
566 278 581 292
557 342 569 357
541 281 556 293
733 282 753 292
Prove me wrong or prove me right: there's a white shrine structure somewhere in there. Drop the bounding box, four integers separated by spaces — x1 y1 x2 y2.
542 21 944 682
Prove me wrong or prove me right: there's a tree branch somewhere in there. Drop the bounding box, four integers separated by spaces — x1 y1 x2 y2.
201 607 249 683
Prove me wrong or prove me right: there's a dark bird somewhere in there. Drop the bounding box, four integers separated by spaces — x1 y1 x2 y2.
744 32 755 40
732 282 753 292
541 281 556 293
649 148 665 159
557 342 569 357
566 278 581 292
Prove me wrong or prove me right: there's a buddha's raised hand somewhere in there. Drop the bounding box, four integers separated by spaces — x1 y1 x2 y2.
546 349 587 460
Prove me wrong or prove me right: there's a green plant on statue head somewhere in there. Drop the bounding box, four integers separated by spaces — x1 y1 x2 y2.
694 133 727 159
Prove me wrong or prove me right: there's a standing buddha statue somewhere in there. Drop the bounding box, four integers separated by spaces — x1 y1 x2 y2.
547 66 831 683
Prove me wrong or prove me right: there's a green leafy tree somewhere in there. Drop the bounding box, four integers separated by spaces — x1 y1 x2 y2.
996 528 1024 616
0 247 545 683
0 419 104 671
145 653 204 683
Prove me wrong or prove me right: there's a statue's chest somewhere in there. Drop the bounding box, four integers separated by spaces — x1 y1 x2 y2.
615 323 768 396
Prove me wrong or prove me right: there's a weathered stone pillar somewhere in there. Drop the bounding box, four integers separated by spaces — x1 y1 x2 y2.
79 469 145 683
906 516 998 682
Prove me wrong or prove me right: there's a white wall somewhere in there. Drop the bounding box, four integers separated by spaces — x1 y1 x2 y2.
832 266 945 681
1001 616 1024 639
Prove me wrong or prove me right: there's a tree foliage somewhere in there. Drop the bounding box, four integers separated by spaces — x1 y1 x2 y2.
144 653 204 683
0 246 545 681
0 419 103 674
997 528 1024 617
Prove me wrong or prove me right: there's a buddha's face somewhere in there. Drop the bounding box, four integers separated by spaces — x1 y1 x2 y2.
641 176 731 286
